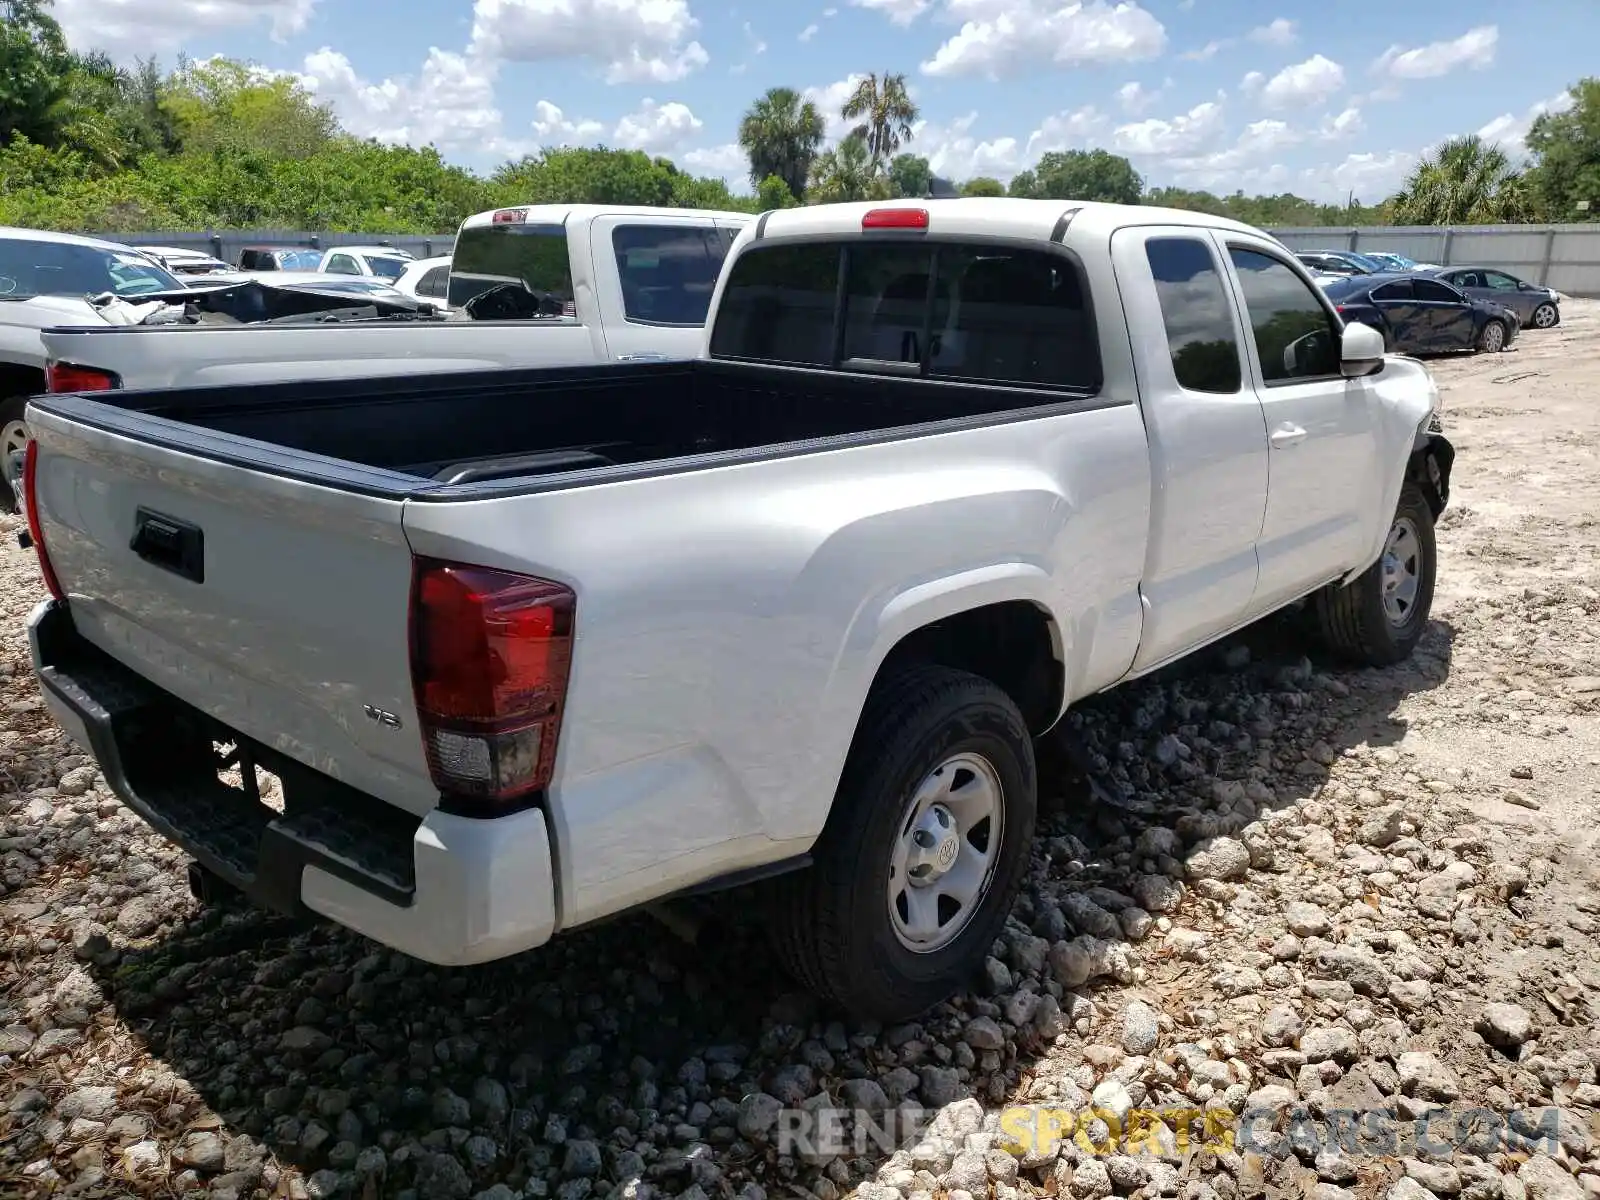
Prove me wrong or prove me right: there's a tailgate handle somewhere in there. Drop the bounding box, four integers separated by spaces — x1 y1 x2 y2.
131 508 205 584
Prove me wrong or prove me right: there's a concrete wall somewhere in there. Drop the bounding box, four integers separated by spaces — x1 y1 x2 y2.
1268 224 1600 297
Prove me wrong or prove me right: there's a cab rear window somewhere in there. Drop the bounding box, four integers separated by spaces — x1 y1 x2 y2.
708 239 1100 393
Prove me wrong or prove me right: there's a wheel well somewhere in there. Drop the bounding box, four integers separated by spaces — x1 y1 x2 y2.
1407 432 1455 519
0 363 47 407
875 601 1064 735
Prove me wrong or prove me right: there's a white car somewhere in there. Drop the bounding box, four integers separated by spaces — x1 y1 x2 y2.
132 246 233 277
22 198 1453 1020
315 245 415 282
1 226 188 509
391 255 453 311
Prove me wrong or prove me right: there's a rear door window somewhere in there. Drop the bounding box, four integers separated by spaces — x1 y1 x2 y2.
417 265 449 299
1413 278 1464 303
710 239 1100 392
612 225 730 326
448 222 575 319
1145 236 1242 394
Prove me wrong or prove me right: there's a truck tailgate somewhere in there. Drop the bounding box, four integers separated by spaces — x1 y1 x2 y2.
24 400 438 822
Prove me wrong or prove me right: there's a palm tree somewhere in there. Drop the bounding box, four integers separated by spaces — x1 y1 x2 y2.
1391 135 1537 225
841 72 918 166
738 87 826 202
808 132 890 204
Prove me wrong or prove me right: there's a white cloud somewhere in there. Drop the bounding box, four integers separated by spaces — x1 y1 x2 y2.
683 142 748 181
1116 80 1165 115
803 74 870 141
52 0 315 56
296 47 503 152
1112 99 1226 157
851 0 931 23
613 99 703 153
911 113 1024 179
920 0 1167 80
1240 70 1265 95
469 0 709 84
1025 105 1111 159
1248 17 1296 46
1372 25 1496 81
1260 54 1345 110
799 22 819 39
1296 151 1417 204
1318 106 1364 141
1478 90 1576 159
529 100 605 145
1180 39 1225 61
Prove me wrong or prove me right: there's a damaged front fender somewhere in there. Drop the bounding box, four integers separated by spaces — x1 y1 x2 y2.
1408 424 1455 518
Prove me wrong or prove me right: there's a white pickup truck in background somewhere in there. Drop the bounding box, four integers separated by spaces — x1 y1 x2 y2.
21 198 1454 1020
5 204 749 510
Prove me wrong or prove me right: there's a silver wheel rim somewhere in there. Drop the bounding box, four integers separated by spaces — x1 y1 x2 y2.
1 418 27 503
888 751 1004 953
1534 304 1557 329
1381 517 1422 627
1483 323 1504 352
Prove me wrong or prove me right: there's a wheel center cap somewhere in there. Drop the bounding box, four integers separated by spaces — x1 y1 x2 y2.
908 803 961 883
935 834 958 869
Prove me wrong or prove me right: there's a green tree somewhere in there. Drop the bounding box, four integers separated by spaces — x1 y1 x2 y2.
841 72 918 166
1011 149 1142 204
1390 135 1536 224
809 132 889 203
961 176 1004 197
1 0 71 146
1526 78 1600 221
888 152 931 198
163 56 338 159
756 173 800 209
738 86 825 201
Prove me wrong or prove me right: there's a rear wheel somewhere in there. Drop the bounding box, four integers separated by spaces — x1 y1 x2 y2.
1532 302 1559 330
1313 483 1436 667
1476 319 1507 353
768 665 1036 1022
1 397 29 515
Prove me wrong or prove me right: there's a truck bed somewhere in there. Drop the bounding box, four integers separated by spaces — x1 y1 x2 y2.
38 358 1085 495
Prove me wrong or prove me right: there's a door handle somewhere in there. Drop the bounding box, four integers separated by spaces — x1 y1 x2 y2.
1270 424 1307 448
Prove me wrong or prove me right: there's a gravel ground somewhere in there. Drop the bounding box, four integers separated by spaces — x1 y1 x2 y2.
4 302 1600 1200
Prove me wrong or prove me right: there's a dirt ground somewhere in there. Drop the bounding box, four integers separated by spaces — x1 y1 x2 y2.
2 303 1599 1200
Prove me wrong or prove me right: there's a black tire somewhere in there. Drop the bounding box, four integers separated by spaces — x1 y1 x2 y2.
1476 318 1507 354
768 665 1036 1022
0 395 28 515
1532 302 1560 330
1313 482 1436 667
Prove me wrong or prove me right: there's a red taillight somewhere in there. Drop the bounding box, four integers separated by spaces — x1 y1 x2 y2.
23 440 64 602
409 559 576 807
862 207 928 229
46 362 119 393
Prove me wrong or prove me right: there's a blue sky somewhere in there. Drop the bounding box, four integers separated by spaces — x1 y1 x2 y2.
51 0 1595 203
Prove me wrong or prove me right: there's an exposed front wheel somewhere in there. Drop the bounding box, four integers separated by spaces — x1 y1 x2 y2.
1532 302 1559 330
768 665 1036 1022
1313 483 1437 667
1476 319 1507 353
1 398 30 515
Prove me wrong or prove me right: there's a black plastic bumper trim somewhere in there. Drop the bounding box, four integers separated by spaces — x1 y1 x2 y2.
32 601 420 916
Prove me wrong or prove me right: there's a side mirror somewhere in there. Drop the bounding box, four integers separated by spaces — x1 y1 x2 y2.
1340 321 1385 378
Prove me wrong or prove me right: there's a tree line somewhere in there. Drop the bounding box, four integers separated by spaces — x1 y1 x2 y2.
3 0 1597 235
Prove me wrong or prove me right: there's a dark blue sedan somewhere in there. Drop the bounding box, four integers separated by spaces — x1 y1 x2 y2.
1322 272 1520 355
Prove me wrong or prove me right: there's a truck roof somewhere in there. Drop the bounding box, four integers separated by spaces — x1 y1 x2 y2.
745 197 1270 246
459 204 756 231
0 225 145 252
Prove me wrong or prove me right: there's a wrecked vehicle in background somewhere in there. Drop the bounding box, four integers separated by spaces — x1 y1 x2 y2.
2 226 440 512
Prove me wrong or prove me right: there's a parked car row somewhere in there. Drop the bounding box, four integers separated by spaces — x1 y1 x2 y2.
1291 246 1562 354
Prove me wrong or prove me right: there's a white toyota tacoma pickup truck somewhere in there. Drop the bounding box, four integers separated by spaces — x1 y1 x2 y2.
20 198 1453 1020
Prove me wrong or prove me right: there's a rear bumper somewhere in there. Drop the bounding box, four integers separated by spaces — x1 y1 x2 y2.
27 599 557 966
